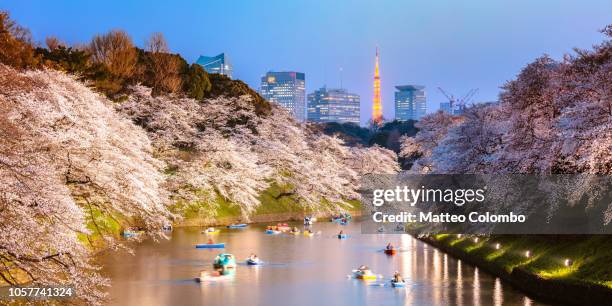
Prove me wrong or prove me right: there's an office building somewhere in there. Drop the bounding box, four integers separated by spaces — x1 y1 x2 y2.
395 85 426 121
307 87 360 124
440 101 453 114
195 53 232 78
260 71 306 121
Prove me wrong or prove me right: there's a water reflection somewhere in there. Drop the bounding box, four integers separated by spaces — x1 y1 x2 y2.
494 277 503 306
100 221 548 306
457 260 463 306
473 267 481 306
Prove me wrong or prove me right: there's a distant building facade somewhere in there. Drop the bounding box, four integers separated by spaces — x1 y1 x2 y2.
307 87 360 124
260 71 306 121
395 85 426 121
440 101 453 114
195 53 232 78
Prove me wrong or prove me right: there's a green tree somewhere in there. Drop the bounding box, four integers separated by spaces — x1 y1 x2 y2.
185 64 211 100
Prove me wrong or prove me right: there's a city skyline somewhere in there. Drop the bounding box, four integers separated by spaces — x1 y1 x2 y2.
5 0 611 125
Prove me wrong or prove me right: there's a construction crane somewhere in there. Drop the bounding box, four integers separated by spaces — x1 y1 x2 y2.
437 87 479 114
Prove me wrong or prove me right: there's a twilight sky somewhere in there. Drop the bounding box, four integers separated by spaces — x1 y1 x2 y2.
4 0 611 125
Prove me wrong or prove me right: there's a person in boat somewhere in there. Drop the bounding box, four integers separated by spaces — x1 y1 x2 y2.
207 238 214 244
248 253 258 261
338 230 344 235
292 227 299 233
305 229 313 234
386 243 395 250
393 271 404 283
357 265 372 275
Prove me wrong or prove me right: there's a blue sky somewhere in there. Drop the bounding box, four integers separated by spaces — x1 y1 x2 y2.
4 0 611 125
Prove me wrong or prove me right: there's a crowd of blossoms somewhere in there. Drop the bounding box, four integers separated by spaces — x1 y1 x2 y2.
118 86 399 218
0 63 398 302
401 27 612 226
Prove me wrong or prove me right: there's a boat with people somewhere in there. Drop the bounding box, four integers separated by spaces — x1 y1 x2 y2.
390 271 406 287
265 228 281 234
202 227 220 234
394 224 405 232
331 213 352 224
304 216 314 225
246 254 262 265
303 229 315 237
352 265 377 280
122 227 144 238
337 234 348 239
384 243 397 255
287 227 301 235
213 253 236 269
227 223 248 229
276 223 290 231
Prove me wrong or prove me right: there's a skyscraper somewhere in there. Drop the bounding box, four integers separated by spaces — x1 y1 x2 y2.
260 71 306 121
372 47 383 125
440 101 453 114
395 85 427 121
307 87 360 124
195 53 232 78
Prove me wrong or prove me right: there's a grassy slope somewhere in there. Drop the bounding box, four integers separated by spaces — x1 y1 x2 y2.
433 234 612 288
178 182 362 221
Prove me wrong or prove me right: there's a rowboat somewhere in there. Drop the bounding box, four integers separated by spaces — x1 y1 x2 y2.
391 280 406 288
195 243 225 249
352 270 377 280
246 258 262 265
384 249 397 255
213 253 236 269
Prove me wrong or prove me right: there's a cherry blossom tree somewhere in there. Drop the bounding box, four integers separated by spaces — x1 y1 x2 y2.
0 65 171 303
400 26 611 224
118 86 400 217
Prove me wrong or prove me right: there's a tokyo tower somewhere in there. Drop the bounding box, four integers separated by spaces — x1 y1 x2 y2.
372 47 383 125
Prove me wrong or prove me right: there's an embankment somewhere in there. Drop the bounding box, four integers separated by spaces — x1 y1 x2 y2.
418 235 612 306
176 210 362 227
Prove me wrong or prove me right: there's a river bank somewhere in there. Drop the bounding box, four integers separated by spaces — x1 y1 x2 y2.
175 210 363 227
418 235 612 306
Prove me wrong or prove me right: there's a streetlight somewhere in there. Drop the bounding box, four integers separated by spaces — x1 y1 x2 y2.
473 237 479 243
564 259 572 267
525 250 531 258
495 243 501 250
457 234 462 238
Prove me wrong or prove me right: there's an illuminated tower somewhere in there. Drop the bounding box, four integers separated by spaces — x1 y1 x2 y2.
372 47 383 125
